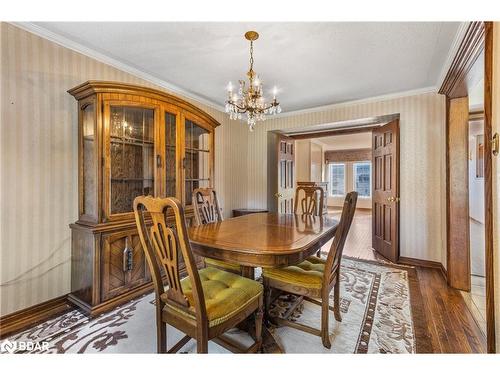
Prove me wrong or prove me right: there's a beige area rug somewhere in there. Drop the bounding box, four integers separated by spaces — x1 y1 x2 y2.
1 257 432 354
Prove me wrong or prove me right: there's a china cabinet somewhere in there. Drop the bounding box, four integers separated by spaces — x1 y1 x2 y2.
68 81 219 316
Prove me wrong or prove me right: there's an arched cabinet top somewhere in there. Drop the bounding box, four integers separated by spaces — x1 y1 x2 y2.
68 80 220 128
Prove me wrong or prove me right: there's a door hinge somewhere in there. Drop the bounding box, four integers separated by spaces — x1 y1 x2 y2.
156 154 162 168
493 133 499 156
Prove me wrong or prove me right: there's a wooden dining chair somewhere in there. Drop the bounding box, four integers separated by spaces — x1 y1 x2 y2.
192 188 242 274
294 185 324 256
294 185 325 216
134 196 263 353
262 191 358 349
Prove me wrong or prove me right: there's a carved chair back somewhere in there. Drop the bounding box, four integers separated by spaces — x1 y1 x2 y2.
294 186 325 216
192 188 223 225
323 192 358 289
133 196 207 321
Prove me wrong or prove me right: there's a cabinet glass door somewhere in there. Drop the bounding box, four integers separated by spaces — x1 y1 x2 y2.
109 106 155 215
165 111 177 198
81 100 96 220
184 119 211 205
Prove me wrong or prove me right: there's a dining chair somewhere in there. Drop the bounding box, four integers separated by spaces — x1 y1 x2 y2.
294 185 325 216
134 196 263 353
192 188 242 274
262 191 358 349
294 185 325 257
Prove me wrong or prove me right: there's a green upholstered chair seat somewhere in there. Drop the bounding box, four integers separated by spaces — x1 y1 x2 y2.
262 257 326 289
204 257 241 273
162 267 262 327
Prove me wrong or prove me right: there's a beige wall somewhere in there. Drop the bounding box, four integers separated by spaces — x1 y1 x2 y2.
310 141 323 182
0 23 246 316
295 139 324 183
492 22 500 353
245 92 447 265
295 140 311 182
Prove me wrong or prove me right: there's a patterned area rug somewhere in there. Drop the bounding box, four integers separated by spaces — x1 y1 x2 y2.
1 257 431 354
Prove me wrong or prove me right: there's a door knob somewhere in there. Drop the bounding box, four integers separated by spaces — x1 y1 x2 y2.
387 196 400 203
275 193 283 198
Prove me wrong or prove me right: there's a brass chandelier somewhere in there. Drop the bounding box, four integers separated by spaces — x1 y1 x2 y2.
225 31 281 131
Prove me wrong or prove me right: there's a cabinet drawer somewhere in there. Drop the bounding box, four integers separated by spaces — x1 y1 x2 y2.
101 229 149 301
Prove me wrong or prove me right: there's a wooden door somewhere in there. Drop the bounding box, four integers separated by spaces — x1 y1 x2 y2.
372 120 400 262
277 135 295 214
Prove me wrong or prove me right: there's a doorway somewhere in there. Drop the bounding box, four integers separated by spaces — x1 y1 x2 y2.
461 111 487 336
267 115 400 262
438 21 495 352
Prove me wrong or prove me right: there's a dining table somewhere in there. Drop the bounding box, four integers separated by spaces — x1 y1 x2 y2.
188 212 339 353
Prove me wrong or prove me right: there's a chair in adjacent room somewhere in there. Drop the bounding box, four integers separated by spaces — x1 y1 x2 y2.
294 185 325 256
192 188 242 274
262 191 358 348
294 185 325 216
134 196 263 353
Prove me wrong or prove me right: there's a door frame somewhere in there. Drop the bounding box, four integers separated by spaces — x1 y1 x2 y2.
438 21 495 353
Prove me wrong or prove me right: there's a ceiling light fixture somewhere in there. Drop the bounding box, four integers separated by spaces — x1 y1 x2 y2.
225 31 281 131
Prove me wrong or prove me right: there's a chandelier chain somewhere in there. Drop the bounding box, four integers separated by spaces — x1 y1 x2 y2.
249 40 254 72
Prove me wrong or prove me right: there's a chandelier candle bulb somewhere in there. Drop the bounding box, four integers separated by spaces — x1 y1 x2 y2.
224 30 281 131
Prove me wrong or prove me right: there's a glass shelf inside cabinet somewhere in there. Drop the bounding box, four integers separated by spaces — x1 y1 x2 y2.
184 119 211 205
109 106 155 214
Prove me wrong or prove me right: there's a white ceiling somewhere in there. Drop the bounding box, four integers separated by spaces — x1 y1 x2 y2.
317 132 372 151
32 22 461 112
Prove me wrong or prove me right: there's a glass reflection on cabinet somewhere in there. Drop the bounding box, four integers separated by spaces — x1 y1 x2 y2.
109 106 155 214
165 112 177 198
184 119 210 205
82 103 96 216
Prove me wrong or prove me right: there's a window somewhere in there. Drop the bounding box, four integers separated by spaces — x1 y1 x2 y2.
329 163 345 196
353 162 371 197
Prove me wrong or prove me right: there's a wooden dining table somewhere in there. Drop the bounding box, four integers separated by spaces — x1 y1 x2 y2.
188 212 339 353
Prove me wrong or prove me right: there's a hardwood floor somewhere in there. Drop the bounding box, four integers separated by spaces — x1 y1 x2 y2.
326 208 487 353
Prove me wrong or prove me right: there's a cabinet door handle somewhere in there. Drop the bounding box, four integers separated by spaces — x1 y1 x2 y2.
122 238 133 272
156 155 162 168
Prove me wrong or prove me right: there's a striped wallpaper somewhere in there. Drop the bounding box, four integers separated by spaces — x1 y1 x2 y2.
0 22 246 315
1 22 448 317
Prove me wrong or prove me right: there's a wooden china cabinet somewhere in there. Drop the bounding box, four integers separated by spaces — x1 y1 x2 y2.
68 81 219 316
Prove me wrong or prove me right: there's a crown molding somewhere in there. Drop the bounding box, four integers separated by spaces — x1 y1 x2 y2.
438 22 485 98
435 22 471 91
270 85 437 119
10 22 226 113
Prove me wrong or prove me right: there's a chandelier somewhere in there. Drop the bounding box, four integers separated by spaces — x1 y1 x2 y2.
225 31 281 131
